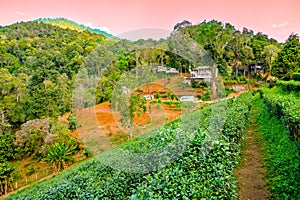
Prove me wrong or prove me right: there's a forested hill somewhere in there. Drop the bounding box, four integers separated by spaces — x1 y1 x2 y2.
0 21 105 128
35 18 113 37
1 19 299 130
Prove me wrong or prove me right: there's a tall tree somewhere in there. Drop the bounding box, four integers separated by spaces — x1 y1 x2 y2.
250 32 270 67
0 161 17 195
128 94 146 139
229 31 254 76
173 20 192 33
272 34 300 80
262 44 280 76
0 69 27 128
194 20 234 98
113 92 146 140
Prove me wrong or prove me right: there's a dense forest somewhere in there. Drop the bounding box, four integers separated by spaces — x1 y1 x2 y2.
0 21 105 126
1 19 300 197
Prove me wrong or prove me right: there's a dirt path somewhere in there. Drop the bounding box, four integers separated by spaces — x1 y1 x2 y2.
237 103 269 200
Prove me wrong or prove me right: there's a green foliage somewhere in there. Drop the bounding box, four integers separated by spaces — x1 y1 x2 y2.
0 68 27 126
262 44 280 75
129 94 146 119
191 80 200 88
0 161 18 196
192 81 210 89
251 72 264 81
230 31 254 76
97 66 122 103
14 118 78 158
250 32 273 67
225 88 235 96
0 21 105 123
117 54 130 71
260 87 300 143
293 72 300 81
7 92 252 199
272 34 300 80
25 167 35 176
83 148 92 158
67 114 78 131
128 94 146 139
44 141 79 174
170 93 177 101
277 80 300 92
154 93 160 99
201 90 211 101
255 97 300 199
162 100 172 106
160 94 168 98
187 21 290 78
112 92 146 140
14 118 51 158
0 133 21 161
0 19 285 131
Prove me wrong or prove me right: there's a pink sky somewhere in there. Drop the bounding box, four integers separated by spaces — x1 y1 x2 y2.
0 0 299 42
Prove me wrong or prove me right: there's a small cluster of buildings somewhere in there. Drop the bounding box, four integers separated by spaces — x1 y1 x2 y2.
188 66 212 81
156 66 180 76
156 65 213 85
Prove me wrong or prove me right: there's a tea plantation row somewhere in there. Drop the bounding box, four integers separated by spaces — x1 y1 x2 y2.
259 87 300 142
255 91 300 199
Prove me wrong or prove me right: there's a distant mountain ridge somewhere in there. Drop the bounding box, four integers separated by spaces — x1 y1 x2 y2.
35 17 114 37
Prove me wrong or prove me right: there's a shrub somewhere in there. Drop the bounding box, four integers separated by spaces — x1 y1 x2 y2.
201 91 211 101
277 80 300 92
154 93 160 99
67 114 78 131
292 72 300 81
260 87 300 142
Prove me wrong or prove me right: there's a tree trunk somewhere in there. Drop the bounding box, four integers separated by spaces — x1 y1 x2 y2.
147 83 150 95
1 110 5 126
129 120 133 140
180 64 182 76
211 63 217 99
236 62 239 77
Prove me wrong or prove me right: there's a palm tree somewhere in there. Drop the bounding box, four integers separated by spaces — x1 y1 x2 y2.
45 141 78 174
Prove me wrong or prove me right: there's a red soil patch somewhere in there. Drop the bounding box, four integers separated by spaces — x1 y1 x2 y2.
227 90 244 98
74 82 184 148
91 101 180 143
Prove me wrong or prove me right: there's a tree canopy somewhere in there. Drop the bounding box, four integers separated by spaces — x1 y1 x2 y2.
272 34 300 80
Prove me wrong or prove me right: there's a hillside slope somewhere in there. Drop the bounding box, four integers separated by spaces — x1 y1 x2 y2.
0 21 105 124
35 18 113 37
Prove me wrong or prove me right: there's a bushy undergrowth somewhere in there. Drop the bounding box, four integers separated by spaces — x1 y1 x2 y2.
277 80 300 92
